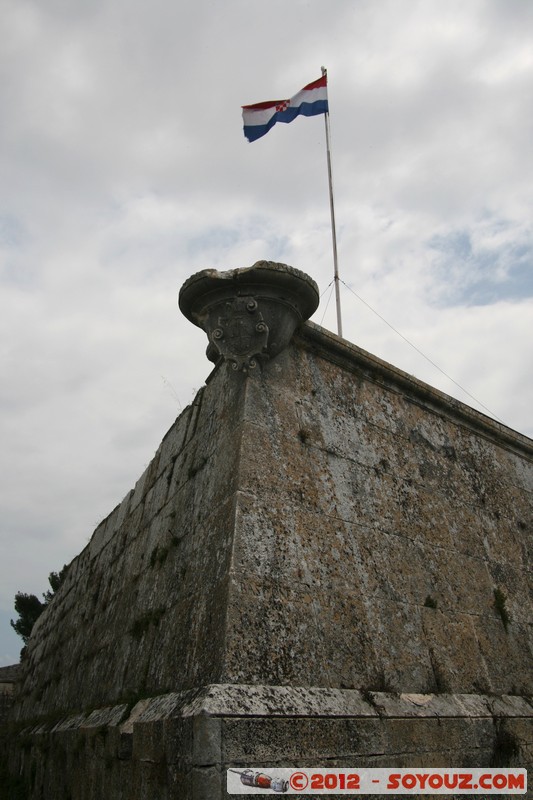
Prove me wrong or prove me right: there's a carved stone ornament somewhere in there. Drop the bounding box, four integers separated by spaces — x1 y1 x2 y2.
178 261 319 372
211 297 269 371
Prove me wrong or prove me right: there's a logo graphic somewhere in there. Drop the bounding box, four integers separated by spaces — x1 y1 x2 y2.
229 769 289 793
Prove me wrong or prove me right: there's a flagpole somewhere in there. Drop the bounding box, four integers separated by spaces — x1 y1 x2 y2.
321 66 343 338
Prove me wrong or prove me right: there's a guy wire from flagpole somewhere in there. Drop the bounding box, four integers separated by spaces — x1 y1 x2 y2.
321 66 343 338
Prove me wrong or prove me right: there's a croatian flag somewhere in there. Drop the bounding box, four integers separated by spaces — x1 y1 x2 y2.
242 75 328 143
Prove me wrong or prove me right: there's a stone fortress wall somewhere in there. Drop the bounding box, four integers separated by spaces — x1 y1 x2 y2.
3 263 532 798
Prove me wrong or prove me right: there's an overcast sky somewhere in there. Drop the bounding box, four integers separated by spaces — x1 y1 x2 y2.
1 0 532 666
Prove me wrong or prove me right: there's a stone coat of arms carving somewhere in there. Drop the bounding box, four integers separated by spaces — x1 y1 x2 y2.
211 297 269 371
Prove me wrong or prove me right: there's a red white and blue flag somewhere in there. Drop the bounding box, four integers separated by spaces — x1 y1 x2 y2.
242 75 328 143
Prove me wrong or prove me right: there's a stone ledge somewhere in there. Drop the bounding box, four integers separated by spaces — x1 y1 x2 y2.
159 685 533 720
15 686 533 733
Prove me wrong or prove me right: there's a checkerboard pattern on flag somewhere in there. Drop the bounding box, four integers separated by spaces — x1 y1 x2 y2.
242 75 328 142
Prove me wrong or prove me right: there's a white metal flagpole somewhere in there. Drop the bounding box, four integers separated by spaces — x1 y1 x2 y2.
321 66 343 338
